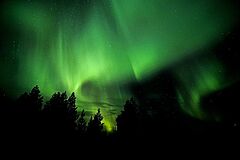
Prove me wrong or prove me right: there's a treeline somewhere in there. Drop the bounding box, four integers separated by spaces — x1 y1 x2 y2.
0 85 182 143
1 84 240 147
0 86 146 139
0 86 110 138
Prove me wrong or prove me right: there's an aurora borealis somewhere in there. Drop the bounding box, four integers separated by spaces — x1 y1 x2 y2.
175 54 231 121
0 0 239 130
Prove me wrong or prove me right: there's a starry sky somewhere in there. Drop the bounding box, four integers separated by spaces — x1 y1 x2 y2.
0 0 239 130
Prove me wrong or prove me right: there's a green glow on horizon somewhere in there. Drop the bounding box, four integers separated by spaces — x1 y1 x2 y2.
1 0 238 129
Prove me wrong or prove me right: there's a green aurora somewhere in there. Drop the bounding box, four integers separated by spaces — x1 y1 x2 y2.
0 0 239 130
175 55 233 121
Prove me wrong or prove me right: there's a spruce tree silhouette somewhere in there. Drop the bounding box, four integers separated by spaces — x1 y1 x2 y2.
76 109 87 135
67 92 78 130
87 108 104 137
17 85 43 113
43 92 68 133
43 91 77 133
15 85 43 134
116 98 139 137
29 85 44 112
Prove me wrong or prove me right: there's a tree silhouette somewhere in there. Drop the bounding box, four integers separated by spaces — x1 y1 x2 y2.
29 85 43 112
44 92 68 114
10 85 44 135
67 92 78 130
76 109 87 135
43 91 77 132
87 108 104 136
17 85 43 113
116 98 139 136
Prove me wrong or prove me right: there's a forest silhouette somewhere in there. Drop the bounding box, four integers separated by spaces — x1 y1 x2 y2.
1 78 240 150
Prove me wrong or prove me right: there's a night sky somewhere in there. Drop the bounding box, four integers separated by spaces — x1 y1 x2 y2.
0 0 239 130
